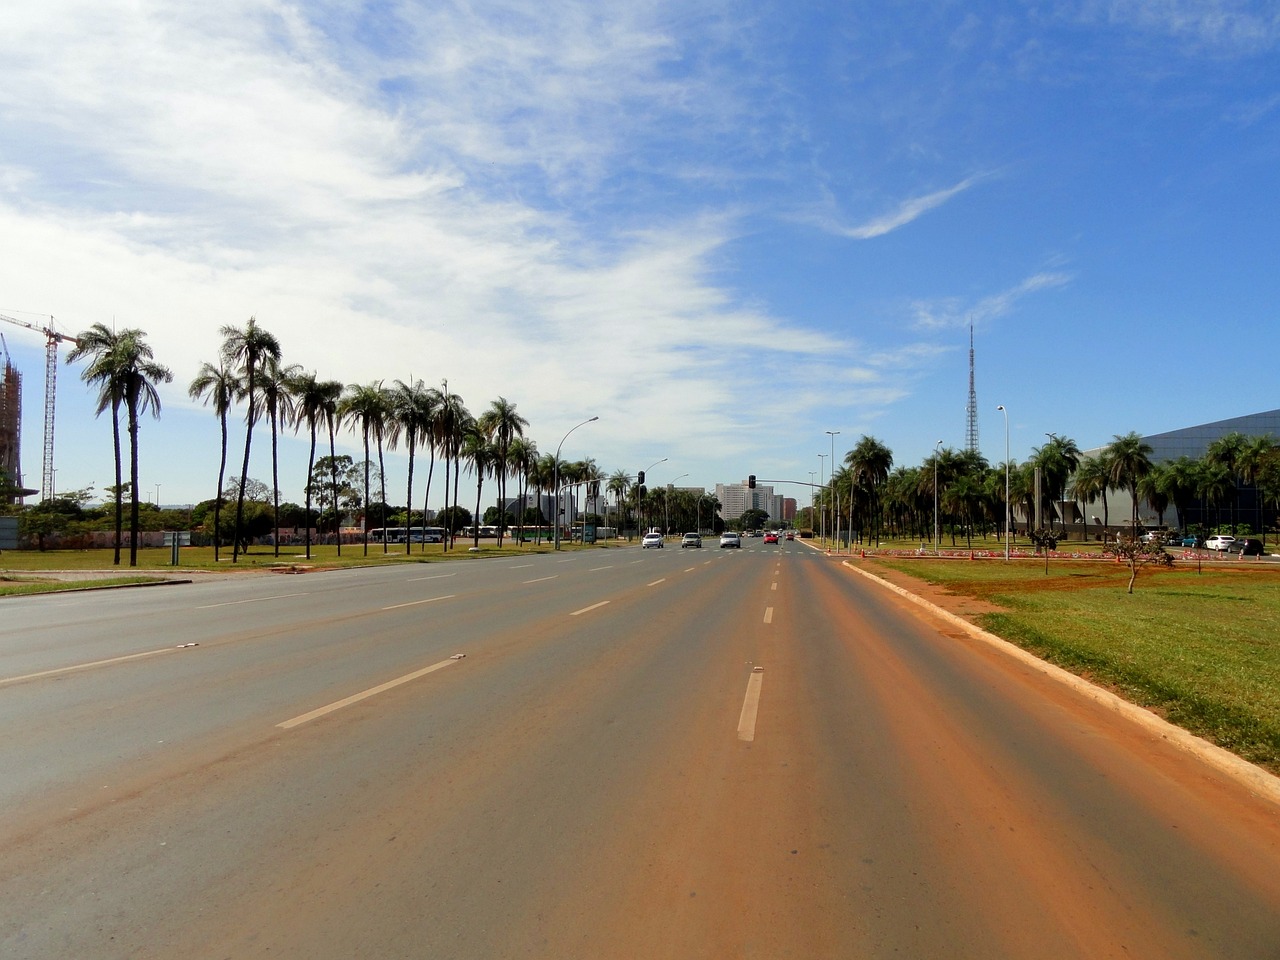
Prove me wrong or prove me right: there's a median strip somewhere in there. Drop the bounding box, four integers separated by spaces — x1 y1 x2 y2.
277 656 464 729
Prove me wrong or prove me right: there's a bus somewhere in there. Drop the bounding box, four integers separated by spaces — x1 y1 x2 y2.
366 526 446 544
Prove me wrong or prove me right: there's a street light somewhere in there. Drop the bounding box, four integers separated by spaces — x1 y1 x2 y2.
808 471 816 530
666 473 689 534
997 406 1009 561
826 431 840 552
933 439 943 553
553 416 598 550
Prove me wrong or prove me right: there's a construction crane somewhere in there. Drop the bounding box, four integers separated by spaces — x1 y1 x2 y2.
0 312 79 501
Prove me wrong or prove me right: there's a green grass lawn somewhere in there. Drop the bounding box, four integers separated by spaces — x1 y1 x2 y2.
872 557 1280 773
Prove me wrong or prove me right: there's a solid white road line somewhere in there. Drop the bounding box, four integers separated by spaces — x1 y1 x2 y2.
570 600 610 616
196 592 309 609
737 669 764 741
277 656 463 729
382 594 455 611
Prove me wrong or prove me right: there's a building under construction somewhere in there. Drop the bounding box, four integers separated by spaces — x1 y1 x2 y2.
1 338 21 501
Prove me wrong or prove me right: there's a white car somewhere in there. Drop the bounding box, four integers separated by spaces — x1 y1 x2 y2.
719 532 741 549
1204 535 1236 551
642 532 664 549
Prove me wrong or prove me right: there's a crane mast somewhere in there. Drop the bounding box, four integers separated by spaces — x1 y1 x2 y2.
0 312 78 501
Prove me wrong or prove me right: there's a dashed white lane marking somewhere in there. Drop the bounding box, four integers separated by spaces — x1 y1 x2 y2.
771 582 778 591
509 564 534 570
647 578 666 587
763 607 774 624
737 669 764 741
685 567 696 572
196 592 308 609
383 594 455 610
408 572 457 582
277 657 463 729
571 600 610 616
1 646 190 687
523 576 558 584
590 565 615 571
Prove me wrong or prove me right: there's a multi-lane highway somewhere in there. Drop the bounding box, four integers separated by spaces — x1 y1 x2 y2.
3 539 1280 958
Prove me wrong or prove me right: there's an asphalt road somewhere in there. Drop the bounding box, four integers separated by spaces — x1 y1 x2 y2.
3 540 1280 959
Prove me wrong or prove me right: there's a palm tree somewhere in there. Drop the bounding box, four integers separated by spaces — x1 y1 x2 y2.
1032 435 1081 535
1137 465 1170 529
1205 431 1248 532
66 324 128 565
607 468 631 536
1237 434 1277 539
387 379 435 555
288 371 336 559
220 317 282 562
508 437 538 543
461 422 496 547
478 397 528 546
1069 454 1111 540
529 453 557 543
339 381 391 555
1160 456 1202 538
189 362 238 562
84 329 171 567
319 380 346 553
1107 432 1154 532
435 389 472 551
846 435 893 545
259 357 300 557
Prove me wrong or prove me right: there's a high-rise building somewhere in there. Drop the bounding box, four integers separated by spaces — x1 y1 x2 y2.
716 481 782 522
1 351 21 501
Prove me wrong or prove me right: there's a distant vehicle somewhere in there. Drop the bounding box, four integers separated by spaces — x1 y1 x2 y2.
1227 537 1265 556
1204 535 1236 552
642 532 664 549
785 531 795 541
763 532 779 544
719 532 741 549
681 532 702 549
1181 535 1204 548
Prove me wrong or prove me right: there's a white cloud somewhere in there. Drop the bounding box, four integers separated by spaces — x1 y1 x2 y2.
910 272 1072 330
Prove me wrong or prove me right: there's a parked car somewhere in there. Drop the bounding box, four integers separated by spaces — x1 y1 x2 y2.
1181 535 1204 548
719 532 741 549
1227 537 1265 556
1204 535 1236 552
681 532 702 549
642 532 664 549
763 532 779 544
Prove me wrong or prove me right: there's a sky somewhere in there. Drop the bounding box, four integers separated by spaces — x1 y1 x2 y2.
1 0 1278 510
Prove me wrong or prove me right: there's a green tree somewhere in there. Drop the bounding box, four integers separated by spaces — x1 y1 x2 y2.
478 397 528 546
288 371 338 559
845 435 893 545
189 362 238 561
220 317 281 562
340 382 391 555
259 357 300 558
1107 432 1154 532
66 324 128 564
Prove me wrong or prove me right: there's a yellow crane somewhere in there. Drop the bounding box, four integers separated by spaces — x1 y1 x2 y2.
0 312 79 501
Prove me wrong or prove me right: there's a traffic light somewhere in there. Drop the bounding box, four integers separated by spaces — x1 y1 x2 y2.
638 485 647 498
637 471 645 485
748 475 756 489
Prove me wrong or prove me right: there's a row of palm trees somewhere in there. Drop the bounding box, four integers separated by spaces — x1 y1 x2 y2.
811 429 1280 547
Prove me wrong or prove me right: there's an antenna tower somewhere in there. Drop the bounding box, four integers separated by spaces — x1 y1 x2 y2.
964 323 979 453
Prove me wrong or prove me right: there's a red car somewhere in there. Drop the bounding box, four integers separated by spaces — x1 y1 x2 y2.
763 532 779 544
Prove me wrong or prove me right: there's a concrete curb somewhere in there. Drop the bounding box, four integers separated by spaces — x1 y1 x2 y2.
840 558 1280 809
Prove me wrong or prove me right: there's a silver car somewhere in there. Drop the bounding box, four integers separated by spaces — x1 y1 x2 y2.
642 532 664 549
719 532 741 549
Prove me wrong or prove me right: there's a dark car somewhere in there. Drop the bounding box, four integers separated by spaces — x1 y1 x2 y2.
1227 537 1265 556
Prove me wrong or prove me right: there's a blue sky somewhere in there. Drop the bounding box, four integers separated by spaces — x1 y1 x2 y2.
1 1 1277 508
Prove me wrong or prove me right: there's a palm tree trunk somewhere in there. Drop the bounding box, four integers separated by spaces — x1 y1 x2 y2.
304 424 317 560
111 400 123 566
271 410 281 558
473 474 483 548
362 429 371 557
214 411 228 562
328 420 341 557
128 394 140 567
405 431 416 556
377 436 388 554
421 445 436 555
233 386 255 563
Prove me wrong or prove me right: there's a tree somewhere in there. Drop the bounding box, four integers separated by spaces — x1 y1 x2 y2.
387 379 437 555
66 323 128 565
1032 434 1081 535
259 357 300 558
220 317 282 562
339 381 391 555
1107 432 1154 532
1112 531 1174 594
478 397 528 546
189 362 237 561
434 387 471 550
846 436 893 545
462 422 496 548
1205 432 1248 532
288 371 339 559
508 437 538 543
607 468 632 535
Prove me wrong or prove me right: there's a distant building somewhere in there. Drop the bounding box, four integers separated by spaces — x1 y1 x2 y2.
782 497 797 521
716 481 783 523
1 353 22 502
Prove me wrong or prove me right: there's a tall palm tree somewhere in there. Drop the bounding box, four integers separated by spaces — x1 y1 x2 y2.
478 397 529 546
1107 431 1154 532
846 435 893 546
435 390 472 551
508 436 538 544
288 370 334 559
220 317 282 562
1032 435 1081 534
1205 431 1248 532
1068 454 1112 539
461 422 496 548
1160 456 1202 538
89 329 171 567
1238 434 1277 539
339 381 391 555
259 357 300 557
387 379 434 555
529 453 557 543
607 468 631 536
66 324 128 565
414 386 443 553
189 362 238 562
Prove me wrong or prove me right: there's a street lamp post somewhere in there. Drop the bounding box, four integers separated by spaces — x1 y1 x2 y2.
933 439 943 553
826 431 840 552
808 471 816 531
998 406 1010 561
553 416 598 550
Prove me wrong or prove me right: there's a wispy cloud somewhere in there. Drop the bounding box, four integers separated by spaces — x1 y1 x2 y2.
910 272 1072 330
808 175 986 240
